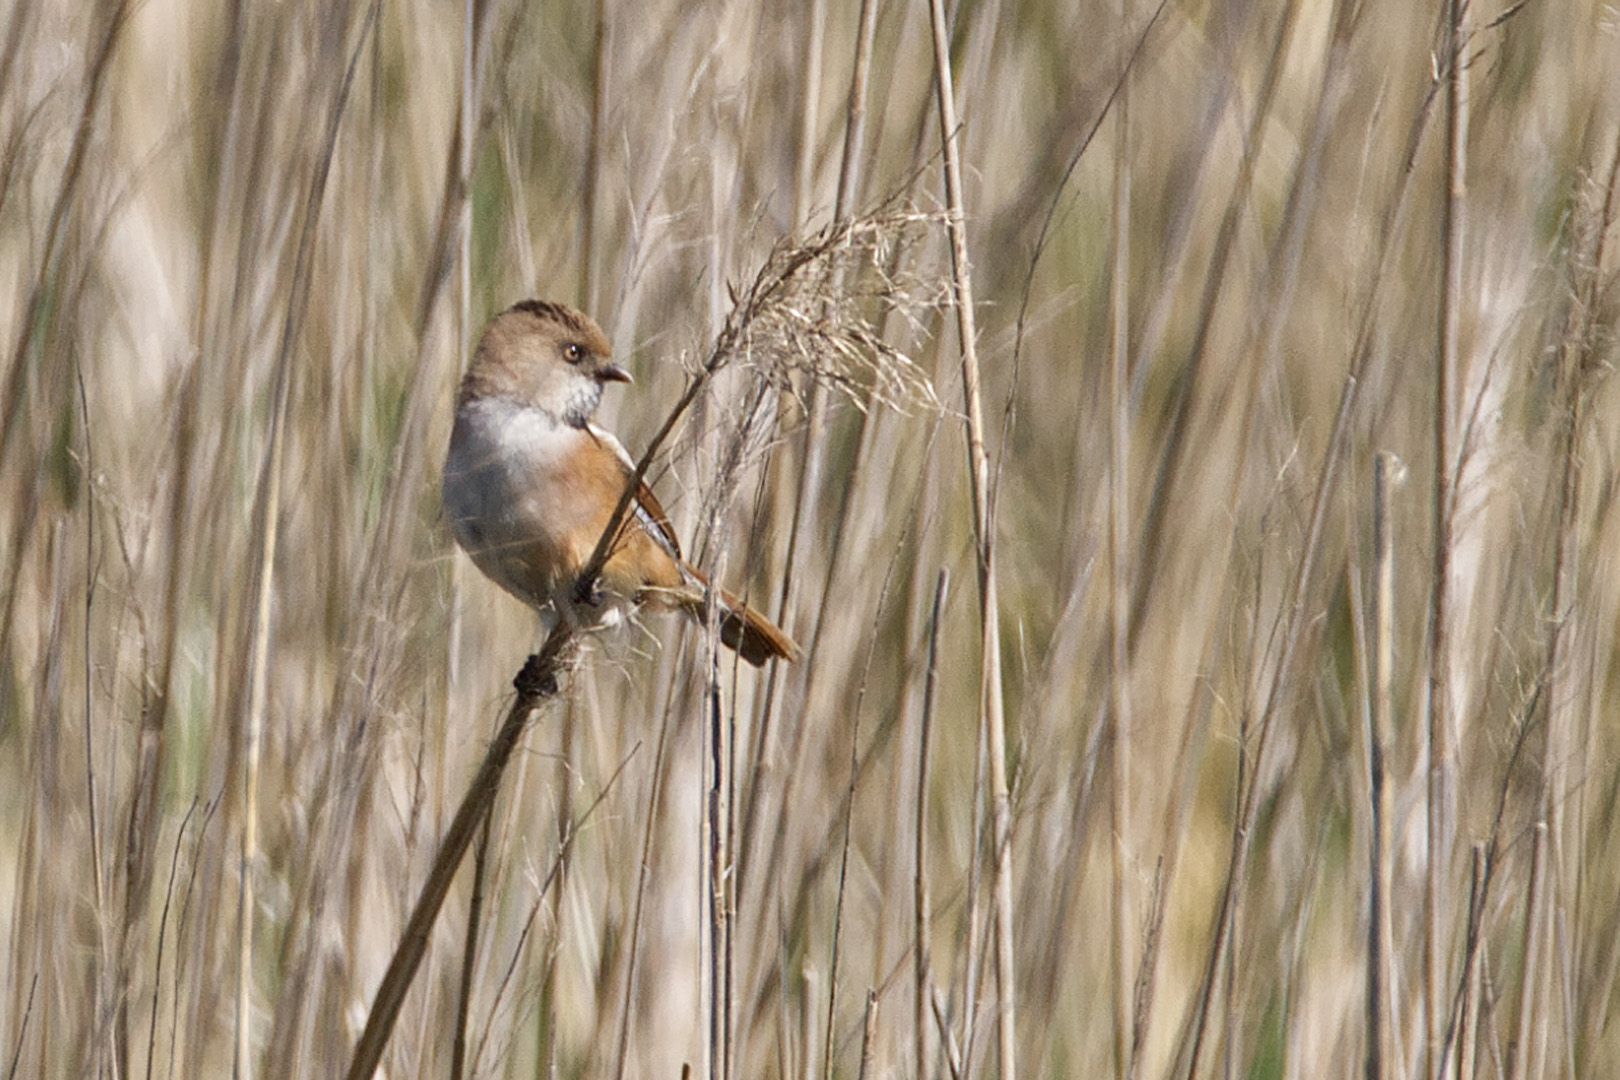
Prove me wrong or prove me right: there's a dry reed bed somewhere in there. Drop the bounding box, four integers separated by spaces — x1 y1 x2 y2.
1 2 1618 1079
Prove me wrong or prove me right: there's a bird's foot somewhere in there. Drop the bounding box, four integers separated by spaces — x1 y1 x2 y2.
572 572 605 609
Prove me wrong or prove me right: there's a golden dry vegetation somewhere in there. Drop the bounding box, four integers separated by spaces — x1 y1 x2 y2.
2 1 1619 1078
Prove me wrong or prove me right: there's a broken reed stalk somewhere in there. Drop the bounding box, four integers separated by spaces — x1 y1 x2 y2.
856 990 879 1080
925 1 1015 1078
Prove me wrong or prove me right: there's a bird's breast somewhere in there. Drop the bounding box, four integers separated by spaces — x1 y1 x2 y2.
443 398 603 604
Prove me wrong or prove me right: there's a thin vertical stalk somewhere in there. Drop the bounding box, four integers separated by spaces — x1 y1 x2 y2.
1108 3 1135 1074
1457 844 1485 1080
1540 126 1620 1080
925 2 1015 1078
734 0 830 908
736 0 878 944
614 686 680 1080
708 667 731 1080
74 375 110 1080
792 0 826 228
1367 452 1399 1080
765 0 876 657
445 0 475 1058
1509 822 1547 1080
129 0 245 1067
800 970 819 1080
6 974 37 1080
232 5 378 1072
834 0 879 224
537 707 577 1077
446 0 473 703
915 571 948 1079
856 990 879 1080
237 372 284 1080
1426 3 1467 1076
580 0 607 312
0 0 132 467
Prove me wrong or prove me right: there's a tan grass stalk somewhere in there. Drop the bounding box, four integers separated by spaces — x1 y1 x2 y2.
1125 0 1300 647
445 0 473 705
448 814 491 1080
1178 4 1447 1074
792 0 826 227
0 0 132 467
141 800 198 1080
236 341 283 1080
6 974 37 1080
915 570 947 1079
580 0 608 313
535 696 576 1076
1425 3 1468 1075
1108 4 1135 1074
930 984 964 1080
1566 128 1620 1072
72 375 110 1079
856 989 879 1080
613 690 681 1080
801 969 820 1080
924 2 1014 1078
1367 451 1401 1080
445 7 477 1078
820 517 915 1080
1457 844 1485 1080
708 666 732 1080
1509 822 1547 1080
234 11 380 1077
736 0 878 916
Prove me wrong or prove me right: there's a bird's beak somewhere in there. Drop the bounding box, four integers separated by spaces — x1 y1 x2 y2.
599 363 633 385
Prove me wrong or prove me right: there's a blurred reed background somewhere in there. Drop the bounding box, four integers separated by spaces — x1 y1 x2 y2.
2 0 1618 1078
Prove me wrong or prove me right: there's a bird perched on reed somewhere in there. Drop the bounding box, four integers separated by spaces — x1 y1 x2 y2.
442 299 799 666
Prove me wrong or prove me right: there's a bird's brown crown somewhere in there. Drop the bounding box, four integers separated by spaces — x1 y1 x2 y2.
507 300 613 352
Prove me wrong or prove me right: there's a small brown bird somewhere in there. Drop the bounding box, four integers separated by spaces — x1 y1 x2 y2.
442 300 799 666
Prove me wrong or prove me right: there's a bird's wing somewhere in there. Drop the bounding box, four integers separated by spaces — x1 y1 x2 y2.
587 422 683 562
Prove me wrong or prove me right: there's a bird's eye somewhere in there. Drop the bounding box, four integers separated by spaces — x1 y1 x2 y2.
563 343 586 364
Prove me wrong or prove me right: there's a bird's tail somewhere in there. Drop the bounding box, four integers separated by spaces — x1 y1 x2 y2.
714 587 801 666
664 567 801 666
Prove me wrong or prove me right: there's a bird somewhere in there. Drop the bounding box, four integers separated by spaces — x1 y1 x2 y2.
442 299 800 667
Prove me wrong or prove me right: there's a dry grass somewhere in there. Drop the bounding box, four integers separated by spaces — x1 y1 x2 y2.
3 1 1620 1079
